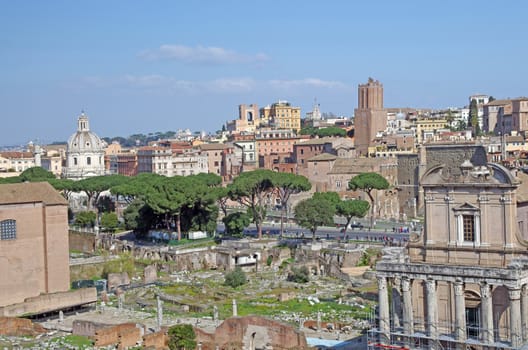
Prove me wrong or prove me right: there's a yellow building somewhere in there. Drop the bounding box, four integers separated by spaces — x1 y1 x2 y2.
415 118 448 144
260 100 301 132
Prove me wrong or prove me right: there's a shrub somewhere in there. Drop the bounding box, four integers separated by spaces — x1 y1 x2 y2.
287 266 310 283
224 266 247 288
74 211 96 227
168 324 196 350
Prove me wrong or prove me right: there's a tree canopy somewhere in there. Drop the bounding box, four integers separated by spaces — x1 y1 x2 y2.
336 199 370 235
294 196 335 241
348 172 389 227
228 169 276 239
271 172 311 236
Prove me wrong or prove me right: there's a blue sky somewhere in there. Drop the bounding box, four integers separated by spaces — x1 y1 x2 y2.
1 0 527 146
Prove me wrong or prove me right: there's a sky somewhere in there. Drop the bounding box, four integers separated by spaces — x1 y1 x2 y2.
1 0 527 146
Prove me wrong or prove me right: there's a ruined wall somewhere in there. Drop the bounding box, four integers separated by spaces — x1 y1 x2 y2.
0 317 45 336
72 319 109 337
197 316 308 350
0 288 97 317
94 323 143 348
69 230 96 253
143 331 168 350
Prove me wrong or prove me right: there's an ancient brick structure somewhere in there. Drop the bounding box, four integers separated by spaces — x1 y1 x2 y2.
143 331 168 349
94 323 143 347
196 316 308 350
0 317 45 336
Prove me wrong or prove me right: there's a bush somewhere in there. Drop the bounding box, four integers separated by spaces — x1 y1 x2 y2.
287 266 310 283
224 266 247 288
101 212 118 232
168 324 196 350
75 211 96 227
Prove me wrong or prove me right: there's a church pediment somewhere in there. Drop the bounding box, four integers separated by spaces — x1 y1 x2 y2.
453 202 479 211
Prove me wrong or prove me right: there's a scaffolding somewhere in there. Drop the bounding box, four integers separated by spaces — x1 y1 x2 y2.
366 316 517 350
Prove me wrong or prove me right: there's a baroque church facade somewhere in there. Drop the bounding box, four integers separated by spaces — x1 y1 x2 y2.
373 159 528 349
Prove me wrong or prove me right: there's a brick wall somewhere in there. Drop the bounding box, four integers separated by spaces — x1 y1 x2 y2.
94 323 139 347
143 331 168 349
0 317 45 336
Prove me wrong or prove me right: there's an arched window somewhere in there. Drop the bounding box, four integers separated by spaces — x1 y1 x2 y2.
0 219 17 240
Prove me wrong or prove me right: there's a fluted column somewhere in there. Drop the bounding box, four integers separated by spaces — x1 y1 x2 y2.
426 279 438 338
509 288 522 348
402 277 414 335
391 277 402 330
453 281 466 342
480 283 493 344
522 285 528 343
377 276 390 343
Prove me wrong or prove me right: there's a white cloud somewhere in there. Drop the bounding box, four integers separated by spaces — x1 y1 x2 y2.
268 78 347 89
139 44 269 64
80 75 255 94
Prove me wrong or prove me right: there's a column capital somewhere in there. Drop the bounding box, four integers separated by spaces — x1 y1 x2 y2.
480 282 492 299
425 279 436 293
509 288 522 301
522 284 528 297
401 277 412 292
377 276 387 291
454 281 465 296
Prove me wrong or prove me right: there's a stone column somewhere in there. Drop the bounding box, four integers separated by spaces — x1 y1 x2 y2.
509 288 522 348
522 285 528 343
391 277 402 330
453 281 466 342
480 283 493 344
156 296 163 331
425 279 438 339
232 299 238 317
401 277 414 335
377 276 390 343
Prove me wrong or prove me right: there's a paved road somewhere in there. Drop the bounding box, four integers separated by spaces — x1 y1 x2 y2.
217 222 411 243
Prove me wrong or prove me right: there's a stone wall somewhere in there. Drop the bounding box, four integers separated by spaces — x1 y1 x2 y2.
143 331 168 349
69 230 96 253
0 288 97 317
94 323 142 348
0 317 45 336
107 272 131 291
196 316 308 350
72 319 109 337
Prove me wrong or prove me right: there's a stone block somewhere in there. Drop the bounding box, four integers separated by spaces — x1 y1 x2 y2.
144 265 158 284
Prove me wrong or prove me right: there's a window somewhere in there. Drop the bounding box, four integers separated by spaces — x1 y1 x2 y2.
463 215 475 241
74 157 78 166
0 219 16 240
87 156 91 165
454 204 480 245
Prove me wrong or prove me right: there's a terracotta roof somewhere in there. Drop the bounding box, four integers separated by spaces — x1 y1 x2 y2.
0 182 67 206
328 158 392 175
294 137 334 146
199 143 227 150
0 152 33 159
506 135 524 142
307 153 337 162
485 99 511 106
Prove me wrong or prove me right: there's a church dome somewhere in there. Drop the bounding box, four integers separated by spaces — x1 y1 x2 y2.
64 112 106 179
67 113 104 152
